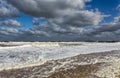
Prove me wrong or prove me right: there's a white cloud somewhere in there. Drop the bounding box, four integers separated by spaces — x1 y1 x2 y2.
0 19 22 27
0 27 21 41
0 0 19 18
117 4 120 11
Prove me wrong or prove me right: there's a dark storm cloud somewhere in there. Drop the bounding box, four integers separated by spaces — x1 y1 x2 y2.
15 21 95 41
6 0 91 18
93 16 120 33
1 17 120 41
85 16 120 41
6 0 102 26
45 15 120 41
52 10 103 26
96 23 120 32
0 0 19 18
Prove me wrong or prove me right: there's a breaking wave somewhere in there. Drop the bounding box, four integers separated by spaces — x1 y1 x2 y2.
0 42 120 78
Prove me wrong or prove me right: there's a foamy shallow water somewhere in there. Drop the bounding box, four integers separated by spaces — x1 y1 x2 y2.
0 42 120 70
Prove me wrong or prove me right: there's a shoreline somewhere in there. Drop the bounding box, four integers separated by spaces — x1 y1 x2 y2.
0 51 120 78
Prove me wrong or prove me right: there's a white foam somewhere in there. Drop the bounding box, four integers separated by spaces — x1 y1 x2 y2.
0 42 120 70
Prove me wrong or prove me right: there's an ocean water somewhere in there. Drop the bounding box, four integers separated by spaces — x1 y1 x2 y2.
0 42 120 71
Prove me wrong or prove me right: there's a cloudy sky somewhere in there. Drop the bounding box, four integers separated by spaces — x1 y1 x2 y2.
0 0 120 41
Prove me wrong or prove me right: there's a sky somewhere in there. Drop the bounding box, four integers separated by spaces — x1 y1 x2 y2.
0 0 120 41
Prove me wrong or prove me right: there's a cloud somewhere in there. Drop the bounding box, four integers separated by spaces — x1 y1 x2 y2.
117 4 120 11
14 22 94 41
1 0 104 41
0 19 22 27
1 0 120 42
32 18 41 26
84 16 120 41
51 10 103 26
0 0 19 18
1 17 120 41
0 27 22 41
7 0 103 26
93 16 120 33
6 0 91 18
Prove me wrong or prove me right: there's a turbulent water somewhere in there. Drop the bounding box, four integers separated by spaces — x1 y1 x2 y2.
0 42 120 78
